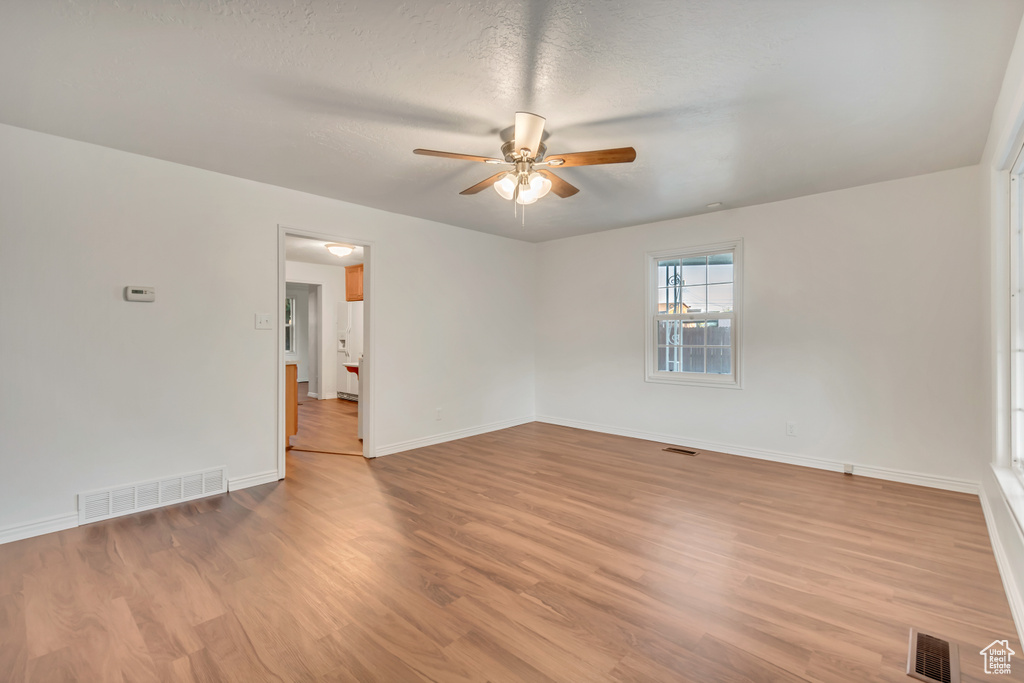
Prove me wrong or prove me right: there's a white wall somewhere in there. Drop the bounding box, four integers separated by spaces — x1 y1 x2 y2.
0 122 537 536
284 282 309 381
285 261 347 399
536 165 987 485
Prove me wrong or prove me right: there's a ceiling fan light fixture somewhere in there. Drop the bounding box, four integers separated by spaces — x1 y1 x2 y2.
516 187 539 205
494 172 517 200
325 243 353 258
528 172 552 199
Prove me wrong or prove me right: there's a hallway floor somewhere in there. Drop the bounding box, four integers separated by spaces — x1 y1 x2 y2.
289 381 361 456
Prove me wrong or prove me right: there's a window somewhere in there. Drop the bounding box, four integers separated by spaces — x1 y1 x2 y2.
284 297 296 354
1012 163 1024 481
646 241 741 387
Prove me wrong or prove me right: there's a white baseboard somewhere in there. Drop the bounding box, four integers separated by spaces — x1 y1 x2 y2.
228 470 281 491
980 468 1024 644
374 416 536 457
847 464 978 494
0 512 79 546
306 392 319 399
535 415 979 494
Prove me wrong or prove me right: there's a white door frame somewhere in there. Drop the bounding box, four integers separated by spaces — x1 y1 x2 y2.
277 225 375 480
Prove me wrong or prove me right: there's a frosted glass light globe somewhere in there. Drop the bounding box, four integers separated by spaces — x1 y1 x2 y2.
494 172 517 200
528 172 552 199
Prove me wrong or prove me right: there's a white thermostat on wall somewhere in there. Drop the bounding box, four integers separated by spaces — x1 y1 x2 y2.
124 286 155 302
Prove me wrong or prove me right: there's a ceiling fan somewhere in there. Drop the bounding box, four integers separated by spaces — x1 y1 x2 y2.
413 112 636 206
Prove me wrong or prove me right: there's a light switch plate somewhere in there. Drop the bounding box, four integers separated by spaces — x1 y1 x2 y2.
255 314 272 330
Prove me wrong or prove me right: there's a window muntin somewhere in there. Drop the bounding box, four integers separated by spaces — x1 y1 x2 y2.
647 243 741 387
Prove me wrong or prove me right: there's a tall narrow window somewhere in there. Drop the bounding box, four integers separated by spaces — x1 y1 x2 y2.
284 297 296 354
1011 164 1024 481
646 241 742 387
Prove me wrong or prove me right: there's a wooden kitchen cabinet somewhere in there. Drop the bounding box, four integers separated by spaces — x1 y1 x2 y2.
285 362 298 447
345 264 364 301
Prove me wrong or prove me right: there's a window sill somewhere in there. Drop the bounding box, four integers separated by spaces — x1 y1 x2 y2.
645 372 742 389
993 465 1024 536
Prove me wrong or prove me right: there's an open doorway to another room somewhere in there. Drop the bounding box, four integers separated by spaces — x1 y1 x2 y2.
282 234 366 464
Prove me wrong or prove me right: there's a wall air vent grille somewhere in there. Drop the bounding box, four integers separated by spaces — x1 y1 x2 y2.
111 487 135 514
77 466 227 525
137 482 159 508
83 492 110 521
907 628 960 683
160 479 182 503
203 470 223 494
183 473 203 499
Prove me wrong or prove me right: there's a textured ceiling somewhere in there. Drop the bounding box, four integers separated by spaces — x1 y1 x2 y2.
285 235 363 267
0 1 1021 242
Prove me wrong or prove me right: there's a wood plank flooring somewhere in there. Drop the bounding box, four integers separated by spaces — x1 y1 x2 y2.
289 382 362 456
0 422 1019 681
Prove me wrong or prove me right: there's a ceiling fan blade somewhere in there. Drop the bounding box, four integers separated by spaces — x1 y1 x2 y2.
414 149 505 163
536 169 579 198
459 172 508 195
514 112 546 158
544 147 636 168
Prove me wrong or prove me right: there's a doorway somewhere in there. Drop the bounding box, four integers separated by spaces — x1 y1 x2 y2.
277 227 373 479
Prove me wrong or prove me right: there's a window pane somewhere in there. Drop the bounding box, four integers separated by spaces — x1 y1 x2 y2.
679 286 706 312
658 259 681 288
706 319 731 346
285 326 292 351
657 321 683 345
657 346 677 372
658 287 689 314
706 283 733 312
681 321 704 346
285 298 293 325
680 347 705 373
706 348 732 374
680 256 707 286
708 253 734 284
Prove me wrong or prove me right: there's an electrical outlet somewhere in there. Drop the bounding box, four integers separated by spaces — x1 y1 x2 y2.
255 313 272 330
786 421 797 437
435 407 442 421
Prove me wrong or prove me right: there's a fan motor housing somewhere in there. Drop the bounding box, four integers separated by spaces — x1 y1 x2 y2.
501 140 547 162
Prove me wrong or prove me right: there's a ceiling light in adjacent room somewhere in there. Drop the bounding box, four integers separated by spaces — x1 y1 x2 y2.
326 243 353 258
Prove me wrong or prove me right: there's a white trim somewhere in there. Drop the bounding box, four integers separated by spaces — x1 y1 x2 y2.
645 240 743 389
375 416 535 457
306 392 319 399
0 512 79 546
846 464 978 495
980 468 1024 643
228 470 281 491
535 415 979 494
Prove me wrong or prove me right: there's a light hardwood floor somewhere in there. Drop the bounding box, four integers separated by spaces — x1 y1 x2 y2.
0 422 1019 681
289 382 362 456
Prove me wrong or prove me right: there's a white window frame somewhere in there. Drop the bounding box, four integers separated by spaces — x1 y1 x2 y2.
284 297 296 355
645 240 743 388
1010 158 1024 483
